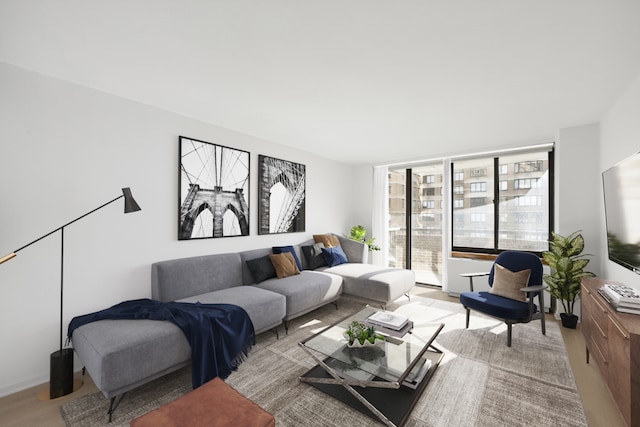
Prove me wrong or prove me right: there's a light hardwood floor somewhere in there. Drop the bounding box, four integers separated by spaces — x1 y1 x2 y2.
0 287 625 427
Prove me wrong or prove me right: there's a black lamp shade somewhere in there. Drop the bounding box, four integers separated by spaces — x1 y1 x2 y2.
122 187 141 213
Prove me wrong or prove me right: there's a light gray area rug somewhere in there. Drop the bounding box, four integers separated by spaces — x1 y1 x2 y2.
60 296 588 426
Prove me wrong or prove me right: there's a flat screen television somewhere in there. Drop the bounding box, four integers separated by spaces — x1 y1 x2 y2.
602 151 640 275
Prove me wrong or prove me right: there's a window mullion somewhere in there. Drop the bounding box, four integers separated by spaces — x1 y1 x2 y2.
493 157 500 250
405 168 412 269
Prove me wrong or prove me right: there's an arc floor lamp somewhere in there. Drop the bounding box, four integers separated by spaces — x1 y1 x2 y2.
0 187 141 399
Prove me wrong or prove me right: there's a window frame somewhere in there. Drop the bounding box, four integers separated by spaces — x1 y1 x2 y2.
450 148 554 257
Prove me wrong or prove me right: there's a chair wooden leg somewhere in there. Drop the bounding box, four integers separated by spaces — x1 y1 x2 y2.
465 308 470 328
507 323 512 347
541 313 546 336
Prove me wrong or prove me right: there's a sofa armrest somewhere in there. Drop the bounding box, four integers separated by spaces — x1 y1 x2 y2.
336 235 368 264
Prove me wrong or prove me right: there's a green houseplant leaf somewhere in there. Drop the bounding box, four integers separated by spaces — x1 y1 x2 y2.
346 225 381 251
542 231 595 316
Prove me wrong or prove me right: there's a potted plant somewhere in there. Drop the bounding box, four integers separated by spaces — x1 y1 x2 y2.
343 321 386 347
542 231 595 329
346 225 380 251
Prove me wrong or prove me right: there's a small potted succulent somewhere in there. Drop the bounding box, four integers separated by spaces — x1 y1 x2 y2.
343 321 386 347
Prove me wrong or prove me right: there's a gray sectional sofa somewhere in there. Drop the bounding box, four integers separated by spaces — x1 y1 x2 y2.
71 234 415 414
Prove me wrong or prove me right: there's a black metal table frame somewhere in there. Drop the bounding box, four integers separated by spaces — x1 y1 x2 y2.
298 311 444 427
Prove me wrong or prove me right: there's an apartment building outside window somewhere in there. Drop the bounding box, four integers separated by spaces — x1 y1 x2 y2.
515 160 543 173
470 197 485 208
514 178 539 189
470 182 487 192
451 147 553 255
387 163 444 286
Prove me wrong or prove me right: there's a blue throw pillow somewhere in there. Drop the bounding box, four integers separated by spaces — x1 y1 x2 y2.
272 246 303 271
322 245 349 267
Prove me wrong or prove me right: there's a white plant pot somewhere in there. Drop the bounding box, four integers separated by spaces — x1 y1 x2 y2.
346 339 377 348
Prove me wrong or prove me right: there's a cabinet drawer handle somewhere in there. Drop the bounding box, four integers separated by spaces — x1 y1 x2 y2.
590 293 608 313
609 316 630 340
591 314 607 338
592 338 607 364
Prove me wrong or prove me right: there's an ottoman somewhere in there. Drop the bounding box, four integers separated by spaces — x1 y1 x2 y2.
130 377 275 427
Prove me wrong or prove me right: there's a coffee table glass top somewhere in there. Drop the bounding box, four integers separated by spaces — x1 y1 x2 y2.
300 306 444 384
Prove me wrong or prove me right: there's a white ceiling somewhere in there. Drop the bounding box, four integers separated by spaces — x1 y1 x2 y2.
2 1 640 165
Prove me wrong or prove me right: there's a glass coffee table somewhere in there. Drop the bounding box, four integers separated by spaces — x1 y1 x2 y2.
299 306 444 427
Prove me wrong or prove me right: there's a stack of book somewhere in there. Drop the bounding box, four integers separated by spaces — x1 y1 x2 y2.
366 311 413 337
401 357 432 389
598 283 640 314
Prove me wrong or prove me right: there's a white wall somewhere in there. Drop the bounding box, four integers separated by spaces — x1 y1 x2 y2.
0 62 357 396
554 123 602 276
600 72 640 289
349 164 376 232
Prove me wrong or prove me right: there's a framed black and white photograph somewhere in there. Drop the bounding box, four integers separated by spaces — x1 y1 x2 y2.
258 155 306 235
179 136 250 240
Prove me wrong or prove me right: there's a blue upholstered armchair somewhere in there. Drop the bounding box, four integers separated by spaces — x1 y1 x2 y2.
459 251 546 347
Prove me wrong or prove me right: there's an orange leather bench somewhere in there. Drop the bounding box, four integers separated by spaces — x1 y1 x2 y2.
130 377 275 427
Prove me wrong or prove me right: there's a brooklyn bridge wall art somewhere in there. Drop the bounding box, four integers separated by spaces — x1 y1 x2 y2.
258 155 306 235
178 136 250 240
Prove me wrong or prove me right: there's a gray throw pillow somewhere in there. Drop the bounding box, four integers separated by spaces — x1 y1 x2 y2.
301 242 327 270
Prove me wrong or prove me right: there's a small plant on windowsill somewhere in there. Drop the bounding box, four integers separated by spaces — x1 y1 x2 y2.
346 225 380 252
343 321 386 347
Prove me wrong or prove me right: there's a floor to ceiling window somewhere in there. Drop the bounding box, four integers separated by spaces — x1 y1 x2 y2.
388 162 444 286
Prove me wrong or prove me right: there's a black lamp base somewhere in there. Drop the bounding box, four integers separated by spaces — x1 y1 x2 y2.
50 348 74 399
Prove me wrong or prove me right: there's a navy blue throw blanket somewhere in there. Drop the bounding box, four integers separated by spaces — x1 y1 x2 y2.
67 299 255 389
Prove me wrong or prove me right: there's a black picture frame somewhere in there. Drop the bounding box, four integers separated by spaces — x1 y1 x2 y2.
178 136 250 240
257 154 306 235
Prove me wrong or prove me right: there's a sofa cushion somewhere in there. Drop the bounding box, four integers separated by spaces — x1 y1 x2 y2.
72 319 191 398
272 246 303 271
322 246 349 267
245 255 277 283
301 242 328 270
460 291 536 321
269 252 300 278
313 234 340 248
256 271 343 320
177 287 286 334
152 253 243 302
